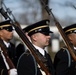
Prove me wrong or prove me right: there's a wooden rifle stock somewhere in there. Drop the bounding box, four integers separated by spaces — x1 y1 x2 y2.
0 7 51 75
0 41 15 69
40 0 76 61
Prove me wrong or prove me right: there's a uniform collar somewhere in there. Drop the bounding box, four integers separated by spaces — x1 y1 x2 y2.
3 40 10 48
33 44 45 56
74 46 76 50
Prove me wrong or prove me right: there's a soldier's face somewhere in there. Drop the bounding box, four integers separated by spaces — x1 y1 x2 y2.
68 33 76 47
0 29 13 42
31 32 51 49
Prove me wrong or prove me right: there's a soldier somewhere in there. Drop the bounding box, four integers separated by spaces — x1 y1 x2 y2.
17 19 55 75
0 20 17 75
54 24 76 75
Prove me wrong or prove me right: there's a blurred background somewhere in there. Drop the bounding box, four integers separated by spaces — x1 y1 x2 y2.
0 0 76 62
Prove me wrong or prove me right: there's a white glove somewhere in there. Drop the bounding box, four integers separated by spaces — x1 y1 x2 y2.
9 69 17 75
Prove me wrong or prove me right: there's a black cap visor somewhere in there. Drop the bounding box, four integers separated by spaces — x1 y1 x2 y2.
2 26 13 32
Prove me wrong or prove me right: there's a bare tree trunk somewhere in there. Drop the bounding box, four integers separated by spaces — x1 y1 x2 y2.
39 0 50 19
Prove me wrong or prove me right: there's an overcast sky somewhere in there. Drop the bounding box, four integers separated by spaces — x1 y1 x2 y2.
4 0 25 13
3 0 42 24
49 0 76 19
3 0 76 24
4 0 76 17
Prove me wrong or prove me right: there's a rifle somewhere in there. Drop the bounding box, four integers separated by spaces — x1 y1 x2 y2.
40 0 76 61
0 39 15 70
0 3 51 75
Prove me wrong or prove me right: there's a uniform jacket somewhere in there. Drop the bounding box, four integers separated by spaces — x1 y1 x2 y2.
0 39 17 75
16 43 25 63
54 47 76 75
17 50 55 75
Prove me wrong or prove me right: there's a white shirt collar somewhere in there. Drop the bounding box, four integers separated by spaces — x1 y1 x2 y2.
3 41 10 48
33 44 45 56
74 46 76 50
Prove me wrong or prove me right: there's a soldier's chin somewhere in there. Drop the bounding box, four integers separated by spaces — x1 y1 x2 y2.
45 45 48 47
8 37 12 40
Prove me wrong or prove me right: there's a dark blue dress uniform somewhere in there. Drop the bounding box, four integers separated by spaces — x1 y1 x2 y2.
17 50 42 75
16 43 25 63
17 50 55 75
54 23 76 75
17 19 55 75
54 48 76 75
0 20 17 75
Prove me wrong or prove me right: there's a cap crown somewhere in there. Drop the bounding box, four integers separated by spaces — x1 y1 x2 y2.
63 23 76 35
23 19 53 36
0 20 13 32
